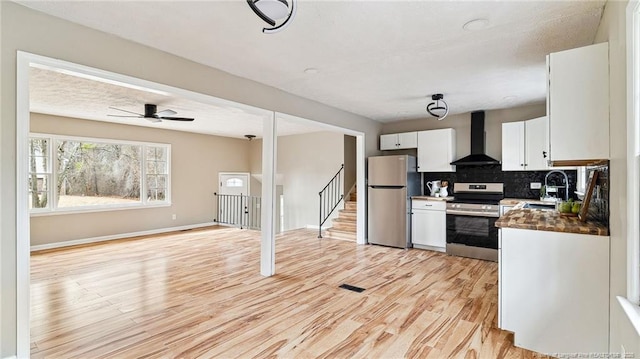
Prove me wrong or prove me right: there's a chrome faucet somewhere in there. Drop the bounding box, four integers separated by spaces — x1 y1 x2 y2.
544 170 569 201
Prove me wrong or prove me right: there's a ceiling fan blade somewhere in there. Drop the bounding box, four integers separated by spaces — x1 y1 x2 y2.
145 117 162 123
156 109 177 117
107 114 143 118
108 106 143 116
160 116 195 122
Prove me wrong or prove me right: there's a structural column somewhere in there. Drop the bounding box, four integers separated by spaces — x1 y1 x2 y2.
260 113 277 276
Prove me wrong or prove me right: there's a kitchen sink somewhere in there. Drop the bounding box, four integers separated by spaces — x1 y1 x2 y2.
523 202 556 211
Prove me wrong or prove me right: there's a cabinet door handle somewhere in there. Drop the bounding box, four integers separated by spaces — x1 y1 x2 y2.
424 204 432 207
520 163 524 166
543 151 547 158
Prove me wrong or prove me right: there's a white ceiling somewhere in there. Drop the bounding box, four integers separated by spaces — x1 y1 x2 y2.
29 66 331 138
18 0 605 123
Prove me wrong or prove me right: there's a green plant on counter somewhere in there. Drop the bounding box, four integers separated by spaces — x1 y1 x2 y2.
540 185 546 199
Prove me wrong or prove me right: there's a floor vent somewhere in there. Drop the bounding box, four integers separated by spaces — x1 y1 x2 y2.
339 284 365 293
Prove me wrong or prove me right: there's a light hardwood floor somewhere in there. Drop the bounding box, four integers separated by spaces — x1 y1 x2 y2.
31 227 548 358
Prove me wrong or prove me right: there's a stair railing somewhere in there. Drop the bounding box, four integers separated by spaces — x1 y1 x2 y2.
318 164 344 238
214 193 261 230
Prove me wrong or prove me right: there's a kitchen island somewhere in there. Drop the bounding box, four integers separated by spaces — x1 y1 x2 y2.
495 203 610 355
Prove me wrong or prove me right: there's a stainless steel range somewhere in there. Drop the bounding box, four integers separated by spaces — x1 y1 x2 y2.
446 183 504 262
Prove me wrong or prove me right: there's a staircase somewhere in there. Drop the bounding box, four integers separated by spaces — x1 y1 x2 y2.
325 189 357 241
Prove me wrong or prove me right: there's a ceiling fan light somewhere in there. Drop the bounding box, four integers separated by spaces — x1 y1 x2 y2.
426 94 449 120
254 0 290 20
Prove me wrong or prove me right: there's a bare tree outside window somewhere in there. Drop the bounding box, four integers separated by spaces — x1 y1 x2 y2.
56 140 142 207
29 135 169 212
29 138 49 209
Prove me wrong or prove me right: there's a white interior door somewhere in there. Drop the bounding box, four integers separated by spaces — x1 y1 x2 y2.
218 173 250 226
219 173 249 196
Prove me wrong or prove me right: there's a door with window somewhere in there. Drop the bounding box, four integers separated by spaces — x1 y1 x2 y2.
218 173 251 228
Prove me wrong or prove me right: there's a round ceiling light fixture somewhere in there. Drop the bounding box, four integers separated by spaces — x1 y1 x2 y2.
426 94 450 120
463 18 490 31
247 0 297 34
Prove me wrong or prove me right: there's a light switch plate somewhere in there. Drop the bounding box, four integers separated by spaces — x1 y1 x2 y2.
530 182 542 189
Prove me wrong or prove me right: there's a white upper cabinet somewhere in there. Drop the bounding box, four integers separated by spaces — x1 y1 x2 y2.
417 128 456 172
502 117 549 171
502 121 525 171
380 131 418 150
547 42 609 162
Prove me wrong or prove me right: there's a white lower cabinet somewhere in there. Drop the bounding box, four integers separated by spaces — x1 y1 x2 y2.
499 228 609 354
411 200 446 251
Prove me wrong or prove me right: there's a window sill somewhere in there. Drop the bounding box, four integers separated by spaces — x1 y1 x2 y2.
30 202 171 217
617 296 640 337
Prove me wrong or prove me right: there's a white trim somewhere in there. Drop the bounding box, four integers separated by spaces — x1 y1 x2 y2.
30 222 219 252
618 296 640 336
260 113 277 277
626 0 640 305
16 51 32 359
3 356 18 359
356 135 366 245
30 203 171 217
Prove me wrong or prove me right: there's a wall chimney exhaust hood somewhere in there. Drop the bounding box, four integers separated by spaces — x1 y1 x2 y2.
450 111 501 166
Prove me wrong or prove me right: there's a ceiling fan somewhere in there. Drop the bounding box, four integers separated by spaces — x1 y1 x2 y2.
108 104 195 123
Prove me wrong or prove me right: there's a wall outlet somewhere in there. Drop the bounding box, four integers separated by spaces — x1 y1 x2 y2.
530 182 542 189
172 214 177 220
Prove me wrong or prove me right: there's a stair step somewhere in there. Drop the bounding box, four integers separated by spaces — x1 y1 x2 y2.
332 221 356 231
338 210 357 219
333 217 356 224
325 228 356 241
344 202 357 210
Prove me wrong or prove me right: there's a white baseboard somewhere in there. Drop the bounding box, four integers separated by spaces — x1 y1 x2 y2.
306 224 333 230
3 356 18 359
30 222 218 251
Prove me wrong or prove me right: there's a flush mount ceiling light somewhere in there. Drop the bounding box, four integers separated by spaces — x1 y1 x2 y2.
426 94 450 120
463 18 490 31
247 0 296 34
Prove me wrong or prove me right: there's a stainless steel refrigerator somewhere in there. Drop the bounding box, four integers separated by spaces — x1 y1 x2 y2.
367 155 421 248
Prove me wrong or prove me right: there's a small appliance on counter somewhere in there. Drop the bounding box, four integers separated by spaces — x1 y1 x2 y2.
367 155 421 248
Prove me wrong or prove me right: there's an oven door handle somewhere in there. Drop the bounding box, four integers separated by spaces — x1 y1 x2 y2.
446 210 499 218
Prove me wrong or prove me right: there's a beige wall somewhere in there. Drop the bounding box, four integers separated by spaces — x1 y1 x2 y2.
1 3 381 355
381 104 546 161
29 113 250 246
344 135 357 194
594 0 639 354
251 131 345 230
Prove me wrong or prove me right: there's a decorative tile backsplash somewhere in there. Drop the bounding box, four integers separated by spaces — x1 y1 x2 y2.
422 164 578 200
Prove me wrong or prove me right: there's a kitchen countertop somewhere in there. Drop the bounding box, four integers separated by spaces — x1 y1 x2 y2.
495 202 609 236
500 198 554 206
411 196 454 201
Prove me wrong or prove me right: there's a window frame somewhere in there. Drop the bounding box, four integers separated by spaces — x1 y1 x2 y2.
618 0 640 338
29 132 171 216
628 0 640 305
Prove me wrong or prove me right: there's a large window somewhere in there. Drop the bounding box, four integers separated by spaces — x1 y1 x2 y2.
29 134 170 213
